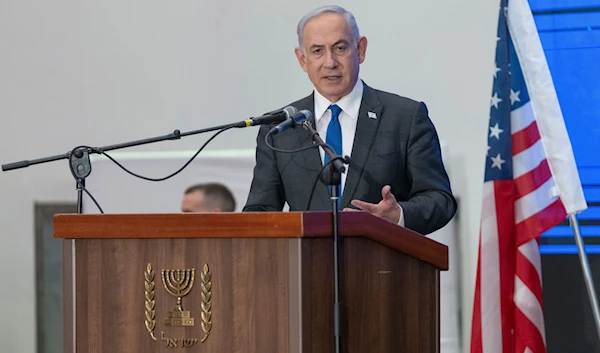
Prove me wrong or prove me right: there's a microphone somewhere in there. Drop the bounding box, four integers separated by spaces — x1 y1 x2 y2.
269 110 312 135
237 106 298 128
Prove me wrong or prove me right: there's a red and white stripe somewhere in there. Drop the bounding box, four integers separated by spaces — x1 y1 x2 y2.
512 101 566 353
471 101 567 353
508 0 586 217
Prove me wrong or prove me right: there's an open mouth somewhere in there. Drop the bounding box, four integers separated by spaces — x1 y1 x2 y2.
323 76 342 82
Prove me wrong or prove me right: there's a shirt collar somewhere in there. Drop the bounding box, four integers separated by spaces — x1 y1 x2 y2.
314 79 364 122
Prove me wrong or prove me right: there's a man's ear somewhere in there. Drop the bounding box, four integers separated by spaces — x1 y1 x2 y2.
295 47 308 73
357 36 368 63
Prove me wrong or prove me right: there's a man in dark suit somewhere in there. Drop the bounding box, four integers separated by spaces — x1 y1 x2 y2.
243 5 456 235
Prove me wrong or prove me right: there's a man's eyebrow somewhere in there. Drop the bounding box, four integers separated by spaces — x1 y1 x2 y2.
333 39 350 46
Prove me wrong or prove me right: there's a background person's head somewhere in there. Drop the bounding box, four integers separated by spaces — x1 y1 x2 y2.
181 182 236 213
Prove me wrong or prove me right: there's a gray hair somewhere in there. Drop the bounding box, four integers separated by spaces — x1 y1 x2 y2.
296 5 360 50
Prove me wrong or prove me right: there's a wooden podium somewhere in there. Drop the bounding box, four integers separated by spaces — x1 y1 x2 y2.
54 211 448 353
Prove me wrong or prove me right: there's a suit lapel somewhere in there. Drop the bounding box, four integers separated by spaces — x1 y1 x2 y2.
294 94 331 209
340 84 383 208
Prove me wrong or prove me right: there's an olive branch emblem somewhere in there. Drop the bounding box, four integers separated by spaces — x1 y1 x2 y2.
200 264 212 342
144 263 157 341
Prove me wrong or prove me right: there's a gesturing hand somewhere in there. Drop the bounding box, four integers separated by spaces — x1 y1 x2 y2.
344 185 402 224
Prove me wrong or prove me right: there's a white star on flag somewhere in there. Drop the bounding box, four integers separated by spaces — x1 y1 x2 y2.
491 92 503 109
494 63 501 78
490 153 505 170
489 122 504 139
510 89 521 105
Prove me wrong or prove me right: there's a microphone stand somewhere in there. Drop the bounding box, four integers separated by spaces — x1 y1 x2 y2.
1 117 273 353
1 122 241 214
303 121 348 353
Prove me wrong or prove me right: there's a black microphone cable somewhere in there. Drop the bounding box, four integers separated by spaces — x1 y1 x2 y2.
262 128 349 211
305 156 348 210
71 126 234 213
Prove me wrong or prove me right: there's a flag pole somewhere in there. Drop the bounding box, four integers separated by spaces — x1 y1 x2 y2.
570 212 600 339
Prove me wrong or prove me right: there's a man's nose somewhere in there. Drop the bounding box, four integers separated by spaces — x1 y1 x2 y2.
323 50 338 68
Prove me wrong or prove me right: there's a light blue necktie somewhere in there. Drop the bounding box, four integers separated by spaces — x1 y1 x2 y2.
324 104 343 200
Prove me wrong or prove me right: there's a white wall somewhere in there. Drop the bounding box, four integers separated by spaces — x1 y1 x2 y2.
0 0 498 352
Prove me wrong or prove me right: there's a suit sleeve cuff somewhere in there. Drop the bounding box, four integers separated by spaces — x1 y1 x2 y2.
397 204 405 227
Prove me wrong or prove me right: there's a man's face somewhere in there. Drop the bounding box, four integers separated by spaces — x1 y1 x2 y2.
295 12 367 103
181 190 221 213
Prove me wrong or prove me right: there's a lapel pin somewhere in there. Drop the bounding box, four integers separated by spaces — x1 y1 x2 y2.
368 111 377 119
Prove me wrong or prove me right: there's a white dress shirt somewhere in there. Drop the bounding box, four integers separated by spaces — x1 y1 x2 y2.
313 79 363 195
313 79 405 227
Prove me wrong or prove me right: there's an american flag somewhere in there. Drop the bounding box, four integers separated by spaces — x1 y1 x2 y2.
470 0 587 353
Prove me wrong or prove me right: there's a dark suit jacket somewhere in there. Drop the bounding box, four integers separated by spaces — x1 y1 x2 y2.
243 82 457 235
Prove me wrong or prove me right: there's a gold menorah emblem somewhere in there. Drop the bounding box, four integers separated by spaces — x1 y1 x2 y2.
161 269 196 327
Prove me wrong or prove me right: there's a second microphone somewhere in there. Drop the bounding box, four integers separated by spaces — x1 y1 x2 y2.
269 110 313 135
